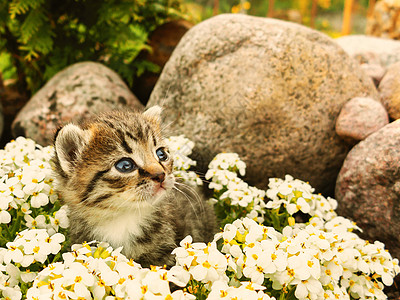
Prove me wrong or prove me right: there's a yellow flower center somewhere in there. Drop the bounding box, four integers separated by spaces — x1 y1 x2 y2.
325 269 331 276
287 268 295 277
141 285 148 294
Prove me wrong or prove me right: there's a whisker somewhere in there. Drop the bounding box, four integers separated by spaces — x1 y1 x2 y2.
173 181 205 213
161 120 174 134
173 185 202 221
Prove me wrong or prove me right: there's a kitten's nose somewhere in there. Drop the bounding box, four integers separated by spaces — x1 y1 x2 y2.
151 172 165 183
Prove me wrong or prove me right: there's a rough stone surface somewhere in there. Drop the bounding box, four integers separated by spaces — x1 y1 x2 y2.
148 14 378 194
335 97 388 144
379 61 400 120
12 62 143 145
335 35 400 68
335 120 400 260
360 63 386 87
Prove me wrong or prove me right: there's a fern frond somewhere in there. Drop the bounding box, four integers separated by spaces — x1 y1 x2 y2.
19 8 47 44
9 0 45 19
28 25 54 54
19 23 53 60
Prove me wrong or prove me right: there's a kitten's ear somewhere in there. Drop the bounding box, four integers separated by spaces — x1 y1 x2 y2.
143 105 162 127
54 124 91 176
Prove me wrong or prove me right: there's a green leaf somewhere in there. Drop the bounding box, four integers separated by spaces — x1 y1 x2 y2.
19 7 46 43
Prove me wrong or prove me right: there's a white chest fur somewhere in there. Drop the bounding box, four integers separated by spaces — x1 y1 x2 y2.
91 204 154 250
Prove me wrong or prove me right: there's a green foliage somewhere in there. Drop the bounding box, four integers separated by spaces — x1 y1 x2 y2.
0 0 187 95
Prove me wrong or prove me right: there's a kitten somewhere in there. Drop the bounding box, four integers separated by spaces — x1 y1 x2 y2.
52 106 216 267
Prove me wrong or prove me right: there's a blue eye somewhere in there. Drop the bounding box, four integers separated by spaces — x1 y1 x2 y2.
156 148 168 161
115 158 137 173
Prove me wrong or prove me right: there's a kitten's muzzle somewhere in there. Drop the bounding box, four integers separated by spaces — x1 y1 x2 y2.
151 172 165 183
139 165 165 183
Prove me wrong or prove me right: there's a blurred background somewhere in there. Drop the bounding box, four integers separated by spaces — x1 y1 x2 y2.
0 0 395 145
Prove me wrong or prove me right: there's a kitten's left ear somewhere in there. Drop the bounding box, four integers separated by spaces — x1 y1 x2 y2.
143 105 162 127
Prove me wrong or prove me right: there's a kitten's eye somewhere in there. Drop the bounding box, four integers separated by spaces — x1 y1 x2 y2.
156 148 168 161
115 158 137 173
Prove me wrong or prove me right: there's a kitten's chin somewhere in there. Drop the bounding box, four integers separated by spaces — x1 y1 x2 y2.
149 176 174 203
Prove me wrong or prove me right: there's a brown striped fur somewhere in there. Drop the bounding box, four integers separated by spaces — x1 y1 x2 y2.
52 106 216 267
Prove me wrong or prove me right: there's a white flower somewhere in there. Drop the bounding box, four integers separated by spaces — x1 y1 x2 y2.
62 262 95 292
208 280 275 300
24 214 46 229
1 286 22 300
292 277 324 300
0 208 11 224
21 166 46 194
208 153 246 176
51 206 69 231
4 242 24 265
29 190 49 208
191 245 228 283
286 197 311 215
20 203 32 214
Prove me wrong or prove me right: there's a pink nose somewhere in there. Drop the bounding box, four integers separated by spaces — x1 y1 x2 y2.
151 172 165 183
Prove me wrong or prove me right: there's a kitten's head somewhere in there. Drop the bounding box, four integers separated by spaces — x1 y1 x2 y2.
53 106 174 211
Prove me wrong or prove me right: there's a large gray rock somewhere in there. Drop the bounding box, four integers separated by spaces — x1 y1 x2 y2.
148 14 378 194
12 62 143 145
335 120 400 259
379 61 400 120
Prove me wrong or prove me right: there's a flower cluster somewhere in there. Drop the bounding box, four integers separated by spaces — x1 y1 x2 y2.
172 235 275 300
0 136 398 300
0 228 65 299
27 242 193 300
215 217 400 300
0 137 68 241
166 135 202 186
205 153 267 225
266 175 338 222
0 137 69 299
206 154 399 299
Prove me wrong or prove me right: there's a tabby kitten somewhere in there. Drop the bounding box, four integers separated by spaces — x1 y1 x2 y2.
52 106 216 267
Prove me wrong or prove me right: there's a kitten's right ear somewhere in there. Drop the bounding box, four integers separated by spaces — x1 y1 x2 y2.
54 124 91 176
143 105 162 127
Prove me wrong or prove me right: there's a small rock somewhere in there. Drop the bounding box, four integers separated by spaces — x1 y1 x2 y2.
379 61 400 120
360 63 386 86
12 62 143 145
336 35 400 67
148 14 378 195
336 120 400 260
335 97 388 144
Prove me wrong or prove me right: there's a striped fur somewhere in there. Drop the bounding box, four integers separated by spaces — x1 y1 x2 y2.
52 107 216 267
